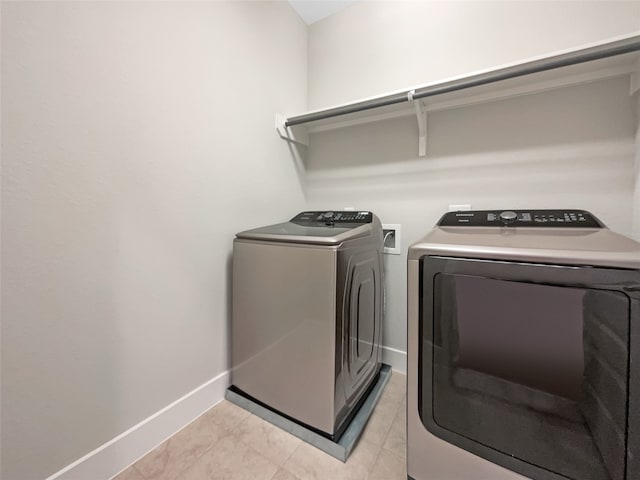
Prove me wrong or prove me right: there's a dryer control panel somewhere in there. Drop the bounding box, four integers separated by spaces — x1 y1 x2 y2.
438 210 605 228
291 211 373 226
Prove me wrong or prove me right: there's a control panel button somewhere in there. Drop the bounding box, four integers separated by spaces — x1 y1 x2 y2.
499 211 518 225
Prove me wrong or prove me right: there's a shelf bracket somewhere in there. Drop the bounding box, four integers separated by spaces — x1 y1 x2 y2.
276 113 309 147
408 90 427 157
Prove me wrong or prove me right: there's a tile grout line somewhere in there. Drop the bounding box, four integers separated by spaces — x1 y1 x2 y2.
129 401 229 480
369 381 408 480
365 447 385 480
236 411 302 464
380 445 406 461
178 404 244 480
164 402 252 480
379 395 406 459
281 435 304 467
228 411 296 476
365 440 385 480
169 432 224 480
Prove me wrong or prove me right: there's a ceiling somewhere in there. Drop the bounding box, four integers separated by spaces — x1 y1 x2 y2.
288 0 358 25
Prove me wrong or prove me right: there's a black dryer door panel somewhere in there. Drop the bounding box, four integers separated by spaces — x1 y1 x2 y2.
420 256 640 480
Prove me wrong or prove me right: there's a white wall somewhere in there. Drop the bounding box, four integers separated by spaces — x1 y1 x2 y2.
0 2 307 479
306 1 640 355
308 0 640 109
305 77 636 352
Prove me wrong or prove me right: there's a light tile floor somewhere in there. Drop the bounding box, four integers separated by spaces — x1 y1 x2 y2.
114 373 406 480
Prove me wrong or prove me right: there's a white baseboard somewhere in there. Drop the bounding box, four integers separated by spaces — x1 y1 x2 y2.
382 345 407 375
44 347 404 480
46 370 230 480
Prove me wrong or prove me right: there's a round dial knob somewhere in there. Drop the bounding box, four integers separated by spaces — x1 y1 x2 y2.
499 211 518 225
323 211 334 219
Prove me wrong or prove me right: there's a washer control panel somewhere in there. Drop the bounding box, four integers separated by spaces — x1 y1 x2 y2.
438 210 604 228
291 211 373 226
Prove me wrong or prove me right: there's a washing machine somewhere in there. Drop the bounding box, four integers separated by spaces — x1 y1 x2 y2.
231 210 384 439
407 209 640 480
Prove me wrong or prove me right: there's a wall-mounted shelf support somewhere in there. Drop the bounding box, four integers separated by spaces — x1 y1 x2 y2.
276 113 308 147
408 90 428 157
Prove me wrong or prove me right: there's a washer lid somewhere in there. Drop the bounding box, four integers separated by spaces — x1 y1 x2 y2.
236 211 375 245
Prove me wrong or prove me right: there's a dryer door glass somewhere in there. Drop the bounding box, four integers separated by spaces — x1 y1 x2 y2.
420 257 637 480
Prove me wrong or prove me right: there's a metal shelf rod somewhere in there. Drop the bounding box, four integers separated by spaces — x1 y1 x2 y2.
284 92 408 127
284 34 640 128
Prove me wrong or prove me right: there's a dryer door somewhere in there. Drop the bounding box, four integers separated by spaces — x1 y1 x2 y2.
342 249 383 407
420 256 640 480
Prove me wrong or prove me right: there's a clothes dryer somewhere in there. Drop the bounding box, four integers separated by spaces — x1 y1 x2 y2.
407 209 640 480
231 210 384 439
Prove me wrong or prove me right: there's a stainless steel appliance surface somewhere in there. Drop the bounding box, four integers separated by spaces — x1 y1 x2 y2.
407 210 640 480
232 210 384 439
